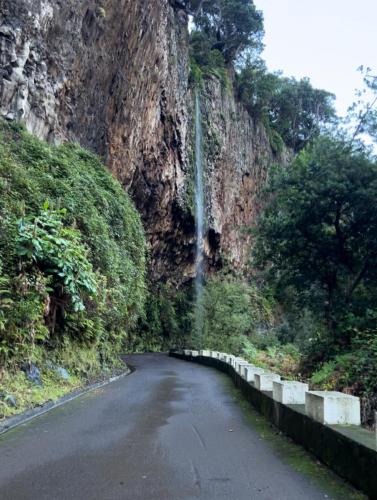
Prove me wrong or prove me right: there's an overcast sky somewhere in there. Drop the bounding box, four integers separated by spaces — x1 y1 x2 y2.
254 0 377 116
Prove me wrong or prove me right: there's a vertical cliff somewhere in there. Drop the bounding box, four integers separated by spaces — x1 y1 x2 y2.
0 0 287 284
192 78 290 274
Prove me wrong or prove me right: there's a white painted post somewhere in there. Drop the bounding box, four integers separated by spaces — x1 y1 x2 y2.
305 391 361 426
235 361 249 375
254 372 281 391
244 366 265 383
273 380 309 405
226 355 236 365
199 350 211 357
232 357 246 368
239 364 253 378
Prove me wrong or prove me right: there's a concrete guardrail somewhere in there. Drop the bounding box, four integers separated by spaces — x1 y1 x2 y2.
175 349 377 498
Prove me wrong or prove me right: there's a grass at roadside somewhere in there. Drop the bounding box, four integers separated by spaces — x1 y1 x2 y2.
0 350 126 421
0 368 82 420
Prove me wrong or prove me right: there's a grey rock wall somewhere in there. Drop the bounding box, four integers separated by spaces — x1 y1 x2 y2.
0 0 287 284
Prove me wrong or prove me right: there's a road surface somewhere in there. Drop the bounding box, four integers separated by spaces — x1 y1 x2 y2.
0 354 360 499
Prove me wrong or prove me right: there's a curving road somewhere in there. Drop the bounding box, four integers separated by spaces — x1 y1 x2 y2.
0 354 361 500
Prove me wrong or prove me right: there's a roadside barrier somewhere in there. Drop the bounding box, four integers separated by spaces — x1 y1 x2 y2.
174 349 377 498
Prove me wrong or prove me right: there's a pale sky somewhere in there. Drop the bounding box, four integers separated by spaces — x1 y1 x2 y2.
254 0 377 116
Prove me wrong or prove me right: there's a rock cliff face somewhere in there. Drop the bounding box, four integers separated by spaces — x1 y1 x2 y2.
195 78 290 274
0 0 286 284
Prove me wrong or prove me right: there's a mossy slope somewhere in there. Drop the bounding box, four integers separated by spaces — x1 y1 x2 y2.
0 120 146 416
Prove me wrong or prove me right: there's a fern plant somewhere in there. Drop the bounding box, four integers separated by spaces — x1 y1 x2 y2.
16 204 98 313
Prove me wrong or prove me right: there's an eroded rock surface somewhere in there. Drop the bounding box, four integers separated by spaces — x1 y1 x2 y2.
0 0 287 284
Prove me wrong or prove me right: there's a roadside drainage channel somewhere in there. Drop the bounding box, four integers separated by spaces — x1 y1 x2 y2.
170 350 377 499
0 368 131 436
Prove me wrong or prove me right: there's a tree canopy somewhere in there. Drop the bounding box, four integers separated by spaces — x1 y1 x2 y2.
191 0 264 64
237 62 336 151
253 136 377 337
189 1 335 152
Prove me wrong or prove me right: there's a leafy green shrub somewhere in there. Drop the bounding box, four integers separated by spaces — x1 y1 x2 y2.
192 0 264 64
187 276 275 354
310 360 339 389
254 136 377 341
136 283 194 352
0 120 146 370
16 205 97 312
308 330 377 424
236 62 335 152
242 337 301 378
348 329 377 396
267 127 285 155
190 32 229 87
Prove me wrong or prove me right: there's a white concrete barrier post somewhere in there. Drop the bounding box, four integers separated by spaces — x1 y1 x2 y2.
273 380 309 405
226 355 236 365
230 357 238 367
254 372 281 391
235 361 249 374
232 357 246 368
244 366 265 383
305 391 361 425
239 364 253 378
199 350 211 357
191 350 199 357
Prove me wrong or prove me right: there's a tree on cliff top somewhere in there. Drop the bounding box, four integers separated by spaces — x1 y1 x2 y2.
237 61 336 152
192 0 264 63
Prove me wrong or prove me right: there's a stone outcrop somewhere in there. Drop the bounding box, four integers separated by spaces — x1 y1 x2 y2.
0 0 287 284
196 78 290 273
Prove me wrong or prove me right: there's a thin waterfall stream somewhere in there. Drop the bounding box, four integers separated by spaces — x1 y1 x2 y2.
194 92 204 337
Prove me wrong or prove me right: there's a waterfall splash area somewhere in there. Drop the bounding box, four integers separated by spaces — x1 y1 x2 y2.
194 92 205 337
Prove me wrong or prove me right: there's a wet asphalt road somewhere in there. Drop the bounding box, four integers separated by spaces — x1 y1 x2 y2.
0 354 346 500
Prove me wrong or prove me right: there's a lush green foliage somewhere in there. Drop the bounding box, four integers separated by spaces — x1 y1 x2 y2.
192 276 274 353
191 0 264 64
0 120 146 370
139 276 277 358
16 205 97 313
189 0 264 90
189 33 229 87
253 134 377 422
254 136 377 337
189 1 334 153
137 283 194 351
308 328 377 424
237 62 336 151
236 60 280 119
242 338 301 378
268 77 335 151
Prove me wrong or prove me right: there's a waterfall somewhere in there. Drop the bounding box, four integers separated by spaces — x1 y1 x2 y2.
194 92 204 336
